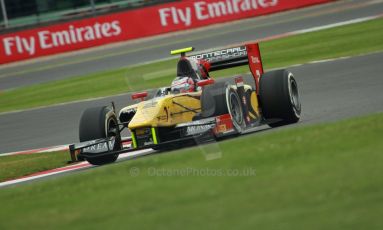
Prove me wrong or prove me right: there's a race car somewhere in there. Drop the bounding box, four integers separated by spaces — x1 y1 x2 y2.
69 42 301 165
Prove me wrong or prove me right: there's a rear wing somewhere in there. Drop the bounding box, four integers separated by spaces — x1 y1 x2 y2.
189 43 264 92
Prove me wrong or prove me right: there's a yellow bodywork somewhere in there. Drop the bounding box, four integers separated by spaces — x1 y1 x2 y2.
127 92 202 129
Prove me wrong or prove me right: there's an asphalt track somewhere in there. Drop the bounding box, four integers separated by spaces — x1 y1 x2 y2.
1 51 383 187
1 0 383 90
1 51 383 154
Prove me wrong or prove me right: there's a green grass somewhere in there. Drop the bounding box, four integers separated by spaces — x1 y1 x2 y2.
0 151 70 182
1 18 383 113
0 113 382 229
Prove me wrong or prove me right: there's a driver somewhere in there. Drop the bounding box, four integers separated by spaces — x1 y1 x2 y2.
171 57 210 93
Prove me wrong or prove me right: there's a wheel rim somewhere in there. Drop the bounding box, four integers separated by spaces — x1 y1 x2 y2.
106 117 122 150
107 118 117 136
226 87 244 132
230 94 242 123
288 74 301 117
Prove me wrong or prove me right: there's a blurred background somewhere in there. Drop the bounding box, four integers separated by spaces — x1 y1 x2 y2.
0 0 179 31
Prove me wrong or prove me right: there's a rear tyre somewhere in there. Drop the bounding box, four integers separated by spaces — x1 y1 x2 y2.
79 106 121 165
259 69 301 127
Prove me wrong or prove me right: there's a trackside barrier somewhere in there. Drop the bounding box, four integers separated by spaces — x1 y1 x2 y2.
0 0 334 65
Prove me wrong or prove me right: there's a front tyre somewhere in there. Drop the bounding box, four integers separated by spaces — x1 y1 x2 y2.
259 69 301 127
79 106 122 165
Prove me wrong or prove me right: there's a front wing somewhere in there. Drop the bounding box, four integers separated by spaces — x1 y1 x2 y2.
69 115 237 162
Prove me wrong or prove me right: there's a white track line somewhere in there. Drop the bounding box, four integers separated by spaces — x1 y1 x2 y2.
1 145 69 157
293 14 383 34
0 148 153 188
1 139 132 157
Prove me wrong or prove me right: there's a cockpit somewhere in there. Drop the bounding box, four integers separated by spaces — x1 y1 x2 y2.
171 57 209 94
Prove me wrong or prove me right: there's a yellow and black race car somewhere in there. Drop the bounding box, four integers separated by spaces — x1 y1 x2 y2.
69 43 301 165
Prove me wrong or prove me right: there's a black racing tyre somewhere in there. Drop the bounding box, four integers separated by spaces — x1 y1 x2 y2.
259 69 301 127
79 106 122 165
226 87 245 132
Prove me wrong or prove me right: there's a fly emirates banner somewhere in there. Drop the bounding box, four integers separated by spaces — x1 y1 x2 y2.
0 0 333 64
